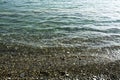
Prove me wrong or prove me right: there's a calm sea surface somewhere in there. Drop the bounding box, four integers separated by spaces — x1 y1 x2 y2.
0 0 120 59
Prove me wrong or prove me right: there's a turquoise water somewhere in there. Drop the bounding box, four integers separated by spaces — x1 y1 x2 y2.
0 0 120 49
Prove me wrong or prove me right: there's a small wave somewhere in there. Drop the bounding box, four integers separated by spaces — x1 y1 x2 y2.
54 27 105 33
98 20 120 23
0 1 7 4
105 28 120 33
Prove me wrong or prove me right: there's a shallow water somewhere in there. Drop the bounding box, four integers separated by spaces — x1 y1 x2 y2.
0 0 120 59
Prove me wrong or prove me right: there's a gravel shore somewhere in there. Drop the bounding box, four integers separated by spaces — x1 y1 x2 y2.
0 42 120 80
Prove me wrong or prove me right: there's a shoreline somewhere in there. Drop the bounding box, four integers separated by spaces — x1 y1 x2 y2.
0 42 120 79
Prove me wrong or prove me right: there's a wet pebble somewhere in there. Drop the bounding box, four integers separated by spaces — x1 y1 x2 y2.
93 76 97 80
60 71 66 76
110 74 118 80
65 73 69 77
20 72 25 78
59 71 69 77
40 71 49 76
7 77 11 80
67 51 70 54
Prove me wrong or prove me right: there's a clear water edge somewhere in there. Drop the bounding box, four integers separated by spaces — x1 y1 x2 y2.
0 0 120 60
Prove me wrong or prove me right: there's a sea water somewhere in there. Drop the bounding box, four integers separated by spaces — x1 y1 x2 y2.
0 0 120 59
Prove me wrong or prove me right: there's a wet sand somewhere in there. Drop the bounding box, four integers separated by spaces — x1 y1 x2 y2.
0 42 120 80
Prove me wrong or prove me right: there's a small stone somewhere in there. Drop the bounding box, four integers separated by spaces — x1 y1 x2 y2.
40 71 49 76
76 78 79 80
36 77 39 79
67 51 70 54
60 72 66 76
20 73 25 78
65 73 69 77
60 57 65 61
7 77 11 80
40 77 44 79
93 76 97 80
93 78 97 80
15 47 18 50
110 74 117 80
73 63 76 65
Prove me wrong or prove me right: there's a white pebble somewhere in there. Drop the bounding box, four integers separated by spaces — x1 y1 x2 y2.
67 51 70 54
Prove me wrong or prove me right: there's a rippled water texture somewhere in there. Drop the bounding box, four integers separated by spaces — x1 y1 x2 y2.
0 0 120 59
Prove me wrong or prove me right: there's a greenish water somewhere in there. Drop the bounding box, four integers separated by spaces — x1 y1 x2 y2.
0 0 120 59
